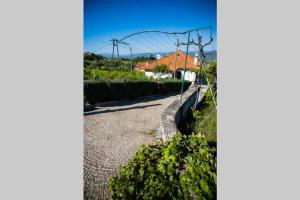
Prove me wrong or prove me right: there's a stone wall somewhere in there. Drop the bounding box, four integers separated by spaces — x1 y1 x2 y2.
156 84 208 141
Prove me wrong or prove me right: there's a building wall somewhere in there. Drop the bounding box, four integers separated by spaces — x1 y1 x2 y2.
179 70 196 82
144 70 195 81
145 71 154 78
145 71 173 79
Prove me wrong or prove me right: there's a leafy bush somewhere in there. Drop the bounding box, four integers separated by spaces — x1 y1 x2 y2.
133 55 156 62
109 133 216 199
154 64 168 74
84 53 134 71
84 52 104 61
202 89 217 107
84 68 148 81
201 60 217 85
84 80 191 105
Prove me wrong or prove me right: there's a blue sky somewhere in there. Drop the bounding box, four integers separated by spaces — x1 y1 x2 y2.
84 0 216 55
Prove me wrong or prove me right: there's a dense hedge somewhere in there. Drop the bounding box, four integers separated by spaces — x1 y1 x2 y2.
84 80 191 105
109 133 216 199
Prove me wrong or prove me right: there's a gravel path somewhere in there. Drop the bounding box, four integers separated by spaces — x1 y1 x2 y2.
84 93 179 200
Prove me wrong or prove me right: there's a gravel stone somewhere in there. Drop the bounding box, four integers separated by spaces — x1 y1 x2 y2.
84 93 180 200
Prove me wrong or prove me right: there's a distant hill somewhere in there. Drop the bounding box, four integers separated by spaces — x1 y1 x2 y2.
201 51 217 62
100 50 217 62
187 51 217 62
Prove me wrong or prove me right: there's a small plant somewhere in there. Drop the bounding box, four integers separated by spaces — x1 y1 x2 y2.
192 108 202 120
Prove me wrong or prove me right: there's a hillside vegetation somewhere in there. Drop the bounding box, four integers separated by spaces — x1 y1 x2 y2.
83 53 192 105
84 52 156 81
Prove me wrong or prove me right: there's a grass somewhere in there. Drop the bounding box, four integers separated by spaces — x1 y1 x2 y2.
192 103 217 146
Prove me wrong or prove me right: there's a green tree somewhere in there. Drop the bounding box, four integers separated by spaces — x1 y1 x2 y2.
154 64 168 74
149 55 156 60
84 52 104 61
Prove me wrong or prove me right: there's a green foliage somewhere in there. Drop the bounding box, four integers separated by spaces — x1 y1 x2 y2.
190 68 201 73
133 55 156 62
199 60 217 106
183 61 217 145
109 132 216 200
149 55 156 60
154 64 168 74
84 52 104 61
192 103 217 145
203 89 217 107
153 65 160 73
84 52 134 71
83 52 192 104
84 80 191 105
84 68 148 81
83 52 148 81
84 59 133 71
201 60 217 85
192 60 217 145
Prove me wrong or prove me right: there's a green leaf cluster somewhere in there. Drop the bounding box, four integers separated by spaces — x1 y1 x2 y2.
84 68 148 81
153 64 168 74
201 60 217 85
84 52 157 72
84 52 104 61
108 133 216 200
191 104 217 147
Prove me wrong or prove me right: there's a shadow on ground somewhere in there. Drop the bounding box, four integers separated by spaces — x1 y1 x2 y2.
84 103 162 116
84 92 178 114
97 92 177 107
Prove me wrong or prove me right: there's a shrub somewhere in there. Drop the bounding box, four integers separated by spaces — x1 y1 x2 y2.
84 52 104 61
192 104 217 146
84 68 148 81
84 80 191 105
109 133 216 199
154 64 168 74
84 56 134 71
200 61 217 85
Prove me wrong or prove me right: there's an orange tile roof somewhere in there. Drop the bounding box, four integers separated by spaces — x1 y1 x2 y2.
135 50 201 71
135 61 150 69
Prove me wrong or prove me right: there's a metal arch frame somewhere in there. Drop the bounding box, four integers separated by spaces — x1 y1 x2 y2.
110 25 213 55
115 26 212 42
110 26 213 57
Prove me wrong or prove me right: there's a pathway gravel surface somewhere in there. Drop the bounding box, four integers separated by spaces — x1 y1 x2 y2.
84 93 179 199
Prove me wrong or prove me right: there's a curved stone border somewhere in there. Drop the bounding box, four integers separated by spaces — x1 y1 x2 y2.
156 84 208 141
